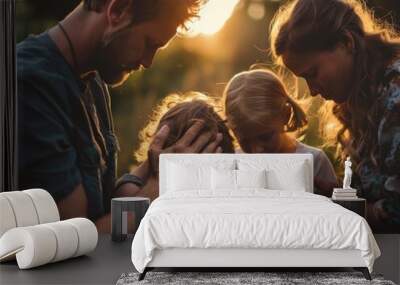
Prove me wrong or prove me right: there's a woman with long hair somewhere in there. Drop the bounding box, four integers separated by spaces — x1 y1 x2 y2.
270 0 400 231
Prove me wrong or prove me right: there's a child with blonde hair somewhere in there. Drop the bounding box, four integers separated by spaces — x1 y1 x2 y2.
223 69 337 195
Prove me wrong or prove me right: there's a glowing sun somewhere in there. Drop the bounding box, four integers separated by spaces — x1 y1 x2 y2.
185 0 240 37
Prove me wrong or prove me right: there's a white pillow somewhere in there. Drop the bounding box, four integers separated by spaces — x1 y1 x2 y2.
266 162 307 191
211 169 268 191
236 169 267 188
211 168 236 190
167 162 211 191
237 159 309 192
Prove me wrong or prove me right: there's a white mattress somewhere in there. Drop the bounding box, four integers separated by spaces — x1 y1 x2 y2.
131 190 380 273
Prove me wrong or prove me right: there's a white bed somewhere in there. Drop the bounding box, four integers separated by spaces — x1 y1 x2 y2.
131 154 380 280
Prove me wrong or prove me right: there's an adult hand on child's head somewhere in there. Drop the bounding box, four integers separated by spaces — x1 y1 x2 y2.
147 121 223 176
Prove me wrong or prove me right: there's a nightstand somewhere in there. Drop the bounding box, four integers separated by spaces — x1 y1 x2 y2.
331 197 366 218
111 197 150 242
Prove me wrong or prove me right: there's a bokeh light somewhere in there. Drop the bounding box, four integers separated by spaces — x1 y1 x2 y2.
184 0 240 37
248 2 266 20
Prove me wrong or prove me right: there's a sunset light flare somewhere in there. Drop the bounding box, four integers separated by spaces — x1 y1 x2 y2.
184 0 240 37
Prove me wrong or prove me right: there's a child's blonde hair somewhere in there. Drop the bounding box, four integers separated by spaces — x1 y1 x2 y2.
223 69 307 137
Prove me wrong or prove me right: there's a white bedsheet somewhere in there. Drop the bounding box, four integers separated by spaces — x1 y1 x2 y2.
131 190 380 273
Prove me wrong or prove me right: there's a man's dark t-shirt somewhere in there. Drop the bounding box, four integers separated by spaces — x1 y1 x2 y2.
17 33 119 220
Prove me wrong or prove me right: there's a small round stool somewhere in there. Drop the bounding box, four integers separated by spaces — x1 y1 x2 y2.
111 197 150 242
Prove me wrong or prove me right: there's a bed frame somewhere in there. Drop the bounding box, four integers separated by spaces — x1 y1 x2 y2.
139 248 371 280
138 154 372 281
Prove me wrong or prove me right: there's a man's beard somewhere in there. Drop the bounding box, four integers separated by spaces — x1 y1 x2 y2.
101 67 131 87
93 39 133 87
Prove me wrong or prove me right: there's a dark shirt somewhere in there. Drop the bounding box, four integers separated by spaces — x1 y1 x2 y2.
357 59 400 229
17 33 119 220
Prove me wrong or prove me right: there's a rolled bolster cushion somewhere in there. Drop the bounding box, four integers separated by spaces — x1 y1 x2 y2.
23 189 60 224
0 226 57 269
42 221 79 263
65 218 98 257
0 191 39 228
0 218 98 269
0 196 17 237
0 189 60 239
